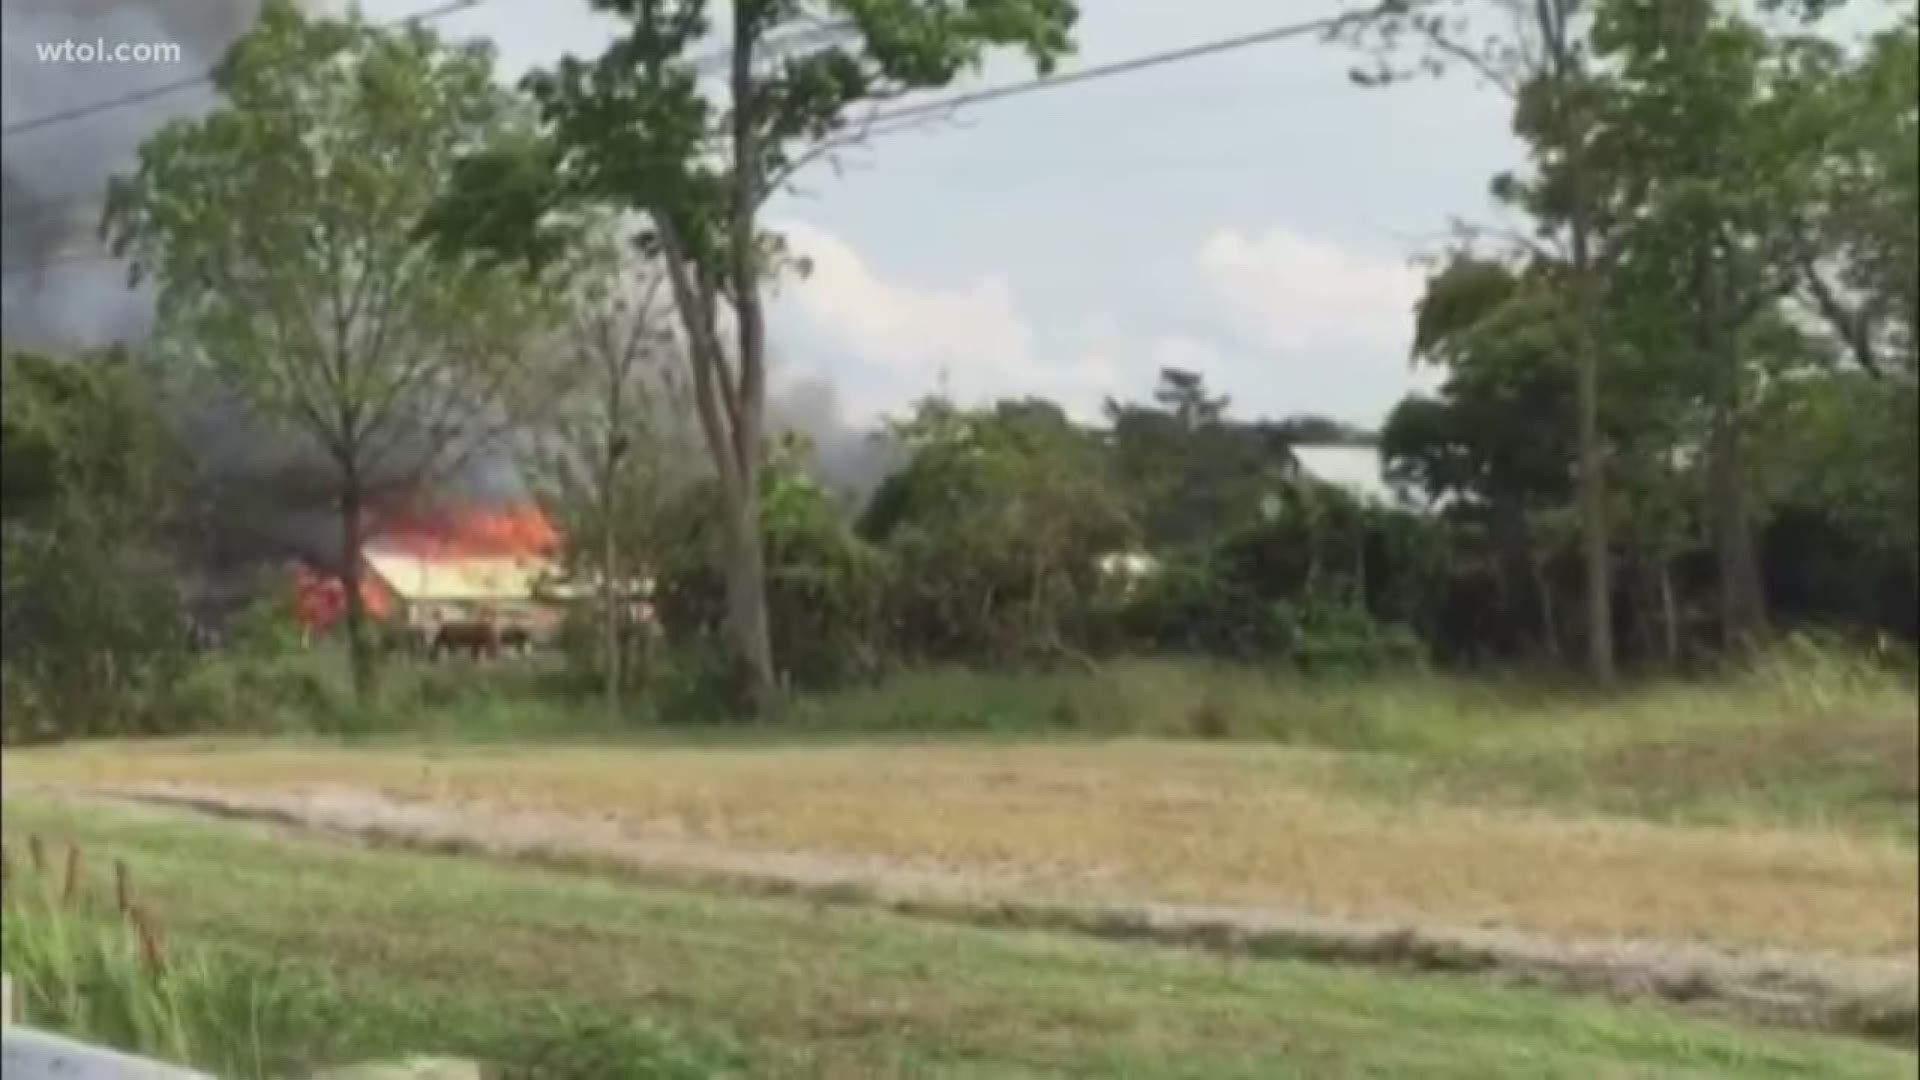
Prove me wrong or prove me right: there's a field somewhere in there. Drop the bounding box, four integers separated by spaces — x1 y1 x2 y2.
4 655 1917 1075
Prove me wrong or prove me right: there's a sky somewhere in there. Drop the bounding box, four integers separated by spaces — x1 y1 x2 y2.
375 0 1527 429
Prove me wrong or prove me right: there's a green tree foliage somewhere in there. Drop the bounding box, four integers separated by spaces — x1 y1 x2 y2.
1781 15 1917 378
1 352 188 741
1587 0 1844 650
1345 0 1621 684
655 432 887 703
104 0 565 703
1382 256 1580 655
863 398 1131 664
427 0 1079 718
1103 369 1296 551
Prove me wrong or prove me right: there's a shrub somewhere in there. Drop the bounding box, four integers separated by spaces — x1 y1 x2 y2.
653 436 891 697
1269 596 1427 674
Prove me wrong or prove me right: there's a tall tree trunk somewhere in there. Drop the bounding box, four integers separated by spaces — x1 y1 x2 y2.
725 3 780 718
339 476 375 704
724 480 778 716
1702 264 1769 652
1528 541 1561 660
1532 0 1612 686
1570 206 1615 685
1707 411 1767 651
601 465 622 717
1659 555 1681 667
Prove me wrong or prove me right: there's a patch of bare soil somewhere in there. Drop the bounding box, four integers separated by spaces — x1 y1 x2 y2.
28 781 1919 1045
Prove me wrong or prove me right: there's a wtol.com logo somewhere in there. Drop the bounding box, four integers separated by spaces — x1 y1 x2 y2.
33 38 186 66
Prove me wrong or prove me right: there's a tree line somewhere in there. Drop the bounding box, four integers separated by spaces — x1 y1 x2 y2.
1 0 1913 733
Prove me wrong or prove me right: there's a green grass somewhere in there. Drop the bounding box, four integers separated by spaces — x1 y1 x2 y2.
0 835 745 1078
2 796 1914 1078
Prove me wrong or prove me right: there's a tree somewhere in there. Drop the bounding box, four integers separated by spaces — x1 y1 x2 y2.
654 431 889 694
104 1 565 702
1383 256 1580 655
429 0 1078 716
1779 16 1917 379
1345 0 1621 685
1103 368 1295 551
2 350 188 741
519 224 691 714
864 397 1130 663
1587 0 1830 651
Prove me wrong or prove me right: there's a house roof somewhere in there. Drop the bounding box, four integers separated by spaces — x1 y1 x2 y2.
362 548 561 604
1293 445 1396 506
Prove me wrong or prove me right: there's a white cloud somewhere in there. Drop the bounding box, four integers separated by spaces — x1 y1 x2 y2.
1195 226 1431 421
775 219 1122 420
776 220 1028 406
769 219 1436 428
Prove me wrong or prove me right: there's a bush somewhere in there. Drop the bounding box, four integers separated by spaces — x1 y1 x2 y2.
1269 596 1427 674
2 349 191 744
653 437 890 697
162 651 358 735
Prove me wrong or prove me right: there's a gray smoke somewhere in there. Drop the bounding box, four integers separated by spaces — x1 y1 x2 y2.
0 0 507 586
2 0 894 602
769 375 904 512
1 0 270 346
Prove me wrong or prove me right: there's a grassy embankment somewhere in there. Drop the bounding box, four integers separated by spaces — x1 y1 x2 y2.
3 796 1914 1079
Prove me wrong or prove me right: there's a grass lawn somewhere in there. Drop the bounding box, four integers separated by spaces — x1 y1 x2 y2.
3 795 1914 1079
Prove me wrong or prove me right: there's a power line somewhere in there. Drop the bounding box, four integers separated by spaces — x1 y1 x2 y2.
858 6 1395 134
2 7 853 142
1 0 492 138
2 5 1407 279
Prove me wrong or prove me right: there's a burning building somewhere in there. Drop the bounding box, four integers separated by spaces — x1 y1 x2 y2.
290 502 577 652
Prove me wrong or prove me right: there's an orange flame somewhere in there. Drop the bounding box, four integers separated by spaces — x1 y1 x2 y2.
368 503 559 559
286 503 558 629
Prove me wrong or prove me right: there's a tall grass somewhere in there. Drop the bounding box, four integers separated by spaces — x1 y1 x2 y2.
0 834 757 1077
1 836 266 1070
152 633 1917 756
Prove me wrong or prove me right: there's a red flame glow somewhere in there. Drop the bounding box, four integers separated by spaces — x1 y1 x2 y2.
288 561 392 629
286 503 558 629
367 503 559 559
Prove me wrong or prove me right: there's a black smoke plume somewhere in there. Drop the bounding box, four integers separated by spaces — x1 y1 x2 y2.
3 1 897 621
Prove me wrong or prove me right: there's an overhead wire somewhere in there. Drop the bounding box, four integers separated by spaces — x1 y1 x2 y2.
1 3 1408 280
1 0 494 138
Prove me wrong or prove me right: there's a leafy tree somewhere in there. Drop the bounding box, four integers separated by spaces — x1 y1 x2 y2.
1 351 188 741
429 0 1078 717
1587 0 1829 650
1345 0 1621 684
104 1 565 701
1103 368 1296 550
1779 16 1917 378
1274 414 1375 447
1382 256 1579 654
865 397 1131 664
654 432 887 698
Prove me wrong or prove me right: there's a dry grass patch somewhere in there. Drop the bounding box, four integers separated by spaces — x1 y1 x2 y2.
11 739 1915 957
